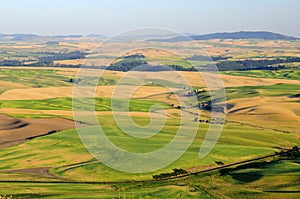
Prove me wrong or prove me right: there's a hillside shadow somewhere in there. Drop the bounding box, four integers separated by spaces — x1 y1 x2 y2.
230 172 263 183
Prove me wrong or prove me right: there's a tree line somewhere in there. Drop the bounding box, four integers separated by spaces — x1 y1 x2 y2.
186 55 230 61
214 57 300 71
0 51 87 66
1 51 299 72
152 168 188 179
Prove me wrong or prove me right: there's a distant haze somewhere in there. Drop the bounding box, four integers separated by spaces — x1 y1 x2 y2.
0 0 299 37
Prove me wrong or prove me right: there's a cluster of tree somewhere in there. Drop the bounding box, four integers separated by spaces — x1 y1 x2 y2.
106 59 147 71
186 55 231 61
36 51 87 66
277 146 300 159
213 57 300 71
198 119 209 123
168 64 197 71
199 101 225 113
0 51 87 66
131 64 197 72
67 78 81 84
152 168 188 179
215 161 224 165
123 53 145 59
0 59 24 66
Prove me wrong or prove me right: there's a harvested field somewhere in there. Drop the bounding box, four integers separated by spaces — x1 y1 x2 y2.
0 85 176 100
0 80 28 89
0 167 67 180
0 114 75 148
0 86 75 100
0 108 74 117
0 109 171 118
227 96 300 134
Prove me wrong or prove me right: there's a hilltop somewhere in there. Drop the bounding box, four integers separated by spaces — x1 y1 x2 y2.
148 31 299 42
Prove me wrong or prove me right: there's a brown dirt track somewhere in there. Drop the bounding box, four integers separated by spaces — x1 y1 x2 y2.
0 114 76 148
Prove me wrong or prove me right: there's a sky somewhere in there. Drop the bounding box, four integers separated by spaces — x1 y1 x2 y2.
0 0 299 37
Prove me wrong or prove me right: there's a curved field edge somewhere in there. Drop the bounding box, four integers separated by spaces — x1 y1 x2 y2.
0 158 299 199
0 114 298 182
222 68 300 80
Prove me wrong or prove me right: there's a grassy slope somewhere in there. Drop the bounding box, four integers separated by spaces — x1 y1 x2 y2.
0 181 214 199
226 83 300 99
1 67 300 198
0 68 73 87
0 113 298 182
0 97 171 112
1 159 299 199
223 69 300 80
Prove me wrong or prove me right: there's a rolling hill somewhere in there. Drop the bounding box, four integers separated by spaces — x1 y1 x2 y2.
149 31 299 42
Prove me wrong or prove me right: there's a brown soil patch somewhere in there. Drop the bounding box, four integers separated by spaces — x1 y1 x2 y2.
0 114 75 148
0 167 67 180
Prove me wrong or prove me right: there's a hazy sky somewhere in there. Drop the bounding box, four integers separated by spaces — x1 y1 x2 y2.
1 0 299 37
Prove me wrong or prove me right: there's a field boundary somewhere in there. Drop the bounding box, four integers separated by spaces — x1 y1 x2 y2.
0 152 279 185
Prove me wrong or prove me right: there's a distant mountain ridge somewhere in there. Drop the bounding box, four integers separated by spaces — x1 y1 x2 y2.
0 31 298 42
0 33 106 42
148 31 299 42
